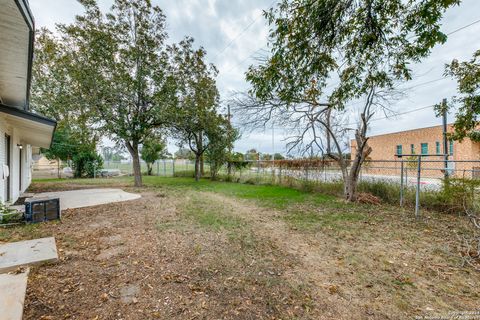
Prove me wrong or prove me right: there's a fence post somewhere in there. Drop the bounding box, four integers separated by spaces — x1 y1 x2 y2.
156 160 160 176
400 159 404 207
272 160 275 184
172 159 175 177
405 163 408 187
257 159 260 180
163 159 166 176
415 156 422 218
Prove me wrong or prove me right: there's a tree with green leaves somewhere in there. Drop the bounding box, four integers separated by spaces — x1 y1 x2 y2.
32 28 102 176
174 148 195 160
141 134 167 175
168 38 221 181
439 50 480 142
245 149 259 161
206 123 239 180
55 0 176 187
43 125 102 178
102 146 126 162
235 0 460 201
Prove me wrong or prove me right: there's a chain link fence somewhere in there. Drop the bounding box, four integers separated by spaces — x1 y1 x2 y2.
221 158 480 214
34 157 480 184
32 159 211 179
225 158 480 186
32 156 480 213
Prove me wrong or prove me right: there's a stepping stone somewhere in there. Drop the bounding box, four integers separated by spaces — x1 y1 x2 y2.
120 284 140 304
95 246 126 261
0 269 29 320
99 235 123 246
0 237 58 273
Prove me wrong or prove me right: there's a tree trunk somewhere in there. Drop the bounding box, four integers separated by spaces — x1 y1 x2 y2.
345 172 359 202
126 141 142 187
199 131 204 177
194 154 201 182
147 163 152 176
344 129 372 202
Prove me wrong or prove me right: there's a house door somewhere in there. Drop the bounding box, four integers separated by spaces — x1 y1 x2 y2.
4 134 11 202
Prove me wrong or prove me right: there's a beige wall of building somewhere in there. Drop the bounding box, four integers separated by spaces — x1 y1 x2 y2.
351 125 480 178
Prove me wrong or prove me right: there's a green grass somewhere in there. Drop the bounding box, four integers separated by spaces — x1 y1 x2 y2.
31 175 372 235
0 222 49 242
142 176 334 209
182 195 245 231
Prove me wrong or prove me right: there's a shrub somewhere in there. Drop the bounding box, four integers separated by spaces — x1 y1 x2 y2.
174 170 196 178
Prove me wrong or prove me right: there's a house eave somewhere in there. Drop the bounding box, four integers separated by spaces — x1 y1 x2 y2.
14 0 35 110
0 0 35 110
14 0 34 31
0 103 56 148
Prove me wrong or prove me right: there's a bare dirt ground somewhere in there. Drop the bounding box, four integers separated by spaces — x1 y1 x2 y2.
1 179 479 319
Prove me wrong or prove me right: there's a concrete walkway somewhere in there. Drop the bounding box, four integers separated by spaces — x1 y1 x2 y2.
0 269 29 320
0 237 58 273
30 188 141 210
0 238 58 320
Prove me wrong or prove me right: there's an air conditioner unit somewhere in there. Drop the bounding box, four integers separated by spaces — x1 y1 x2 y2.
24 197 61 223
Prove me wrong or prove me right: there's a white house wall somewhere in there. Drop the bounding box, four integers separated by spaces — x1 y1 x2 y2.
0 117 33 204
0 118 5 203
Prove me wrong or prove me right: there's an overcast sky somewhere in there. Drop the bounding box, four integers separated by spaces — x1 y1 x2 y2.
29 0 480 156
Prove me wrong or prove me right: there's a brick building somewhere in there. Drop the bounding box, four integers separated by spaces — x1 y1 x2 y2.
350 124 480 178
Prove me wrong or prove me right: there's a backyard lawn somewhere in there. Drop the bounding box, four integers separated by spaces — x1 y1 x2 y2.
1 177 478 319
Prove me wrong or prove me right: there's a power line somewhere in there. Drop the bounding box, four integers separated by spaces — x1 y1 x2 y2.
231 104 437 130
219 16 480 83
401 77 447 90
446 18 480 35
220 46 269 76
344 104 436 127
212 0 276 62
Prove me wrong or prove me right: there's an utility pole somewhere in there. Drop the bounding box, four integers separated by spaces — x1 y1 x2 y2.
442 98 449 180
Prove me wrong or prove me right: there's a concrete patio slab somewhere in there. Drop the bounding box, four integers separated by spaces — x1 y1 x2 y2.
0 269 29 320
30 188 141 210
0 237 58 273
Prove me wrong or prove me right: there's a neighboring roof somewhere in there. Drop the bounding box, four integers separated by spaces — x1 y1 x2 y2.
351 123 454 143
0 0 35 110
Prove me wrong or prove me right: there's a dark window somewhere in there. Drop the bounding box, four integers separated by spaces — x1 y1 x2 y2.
410 144 415 154
436 141 440 155
421 143 428 155
449 140 454 156
396 145 402 155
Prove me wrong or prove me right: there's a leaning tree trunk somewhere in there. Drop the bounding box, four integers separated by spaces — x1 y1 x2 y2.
194 154 201 182
126 141 143 187
345 128 372 202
